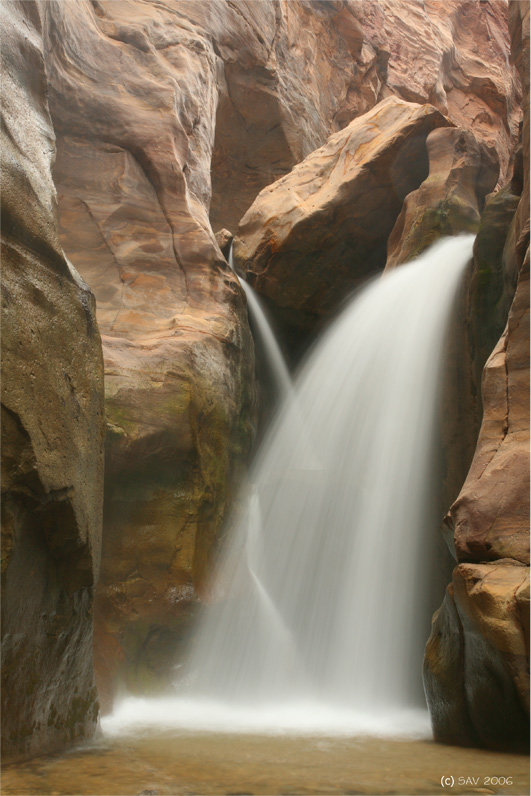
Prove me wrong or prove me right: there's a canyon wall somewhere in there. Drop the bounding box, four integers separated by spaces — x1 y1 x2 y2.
1 0 526 758
1 1 104 762
44 0 258 704
231 1 528 753
423 0 530 752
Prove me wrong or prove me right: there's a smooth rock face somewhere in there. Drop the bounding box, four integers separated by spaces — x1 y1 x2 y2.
424 1 530 751
385 127 499 269
424 563 529 752
1 1 104 762
44 0 256 704
452 250 530 566
235 97 452 351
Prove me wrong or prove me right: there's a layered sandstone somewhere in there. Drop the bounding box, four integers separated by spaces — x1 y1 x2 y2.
1 1 104 762
210 0 520 231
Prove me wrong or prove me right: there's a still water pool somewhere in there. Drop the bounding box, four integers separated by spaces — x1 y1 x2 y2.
2 729 528 796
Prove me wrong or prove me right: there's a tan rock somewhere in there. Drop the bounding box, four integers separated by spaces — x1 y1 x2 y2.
451 224 530 566
235 97 452 348
215 229 234 259
424 584 480 747
1 0 104 762
425 3 529 751
39 0 524 711
44 0 257 702
210 0 520 229
358 0 521 186
385 127 498 270
424 562 529 751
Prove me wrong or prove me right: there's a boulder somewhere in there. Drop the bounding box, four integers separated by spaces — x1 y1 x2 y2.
235 97 453 353
358 0 520 185
39 0 525 712
1 1 104 762
210 0 520 230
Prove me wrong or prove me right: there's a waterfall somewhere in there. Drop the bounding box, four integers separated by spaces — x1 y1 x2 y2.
103 235 473 738
229 244 292 401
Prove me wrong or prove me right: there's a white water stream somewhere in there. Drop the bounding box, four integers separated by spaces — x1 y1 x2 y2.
104 235 473 739
229 245 292 401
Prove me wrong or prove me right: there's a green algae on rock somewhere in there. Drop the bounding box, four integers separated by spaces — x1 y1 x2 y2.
1 0 104 764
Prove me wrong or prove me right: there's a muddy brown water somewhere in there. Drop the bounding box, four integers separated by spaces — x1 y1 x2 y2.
2 730 529 796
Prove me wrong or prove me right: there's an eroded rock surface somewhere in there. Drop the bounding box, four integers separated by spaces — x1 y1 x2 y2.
385 127 499 269
35 0 524 716
210 0 520 231
1 1 104 762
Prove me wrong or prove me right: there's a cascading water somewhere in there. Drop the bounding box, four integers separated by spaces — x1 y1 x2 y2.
104 235 473 738
229 244 292 401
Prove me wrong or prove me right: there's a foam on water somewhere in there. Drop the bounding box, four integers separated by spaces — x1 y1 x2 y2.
102 696 431 738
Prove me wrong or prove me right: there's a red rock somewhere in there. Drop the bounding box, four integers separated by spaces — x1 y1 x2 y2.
44 0 257 702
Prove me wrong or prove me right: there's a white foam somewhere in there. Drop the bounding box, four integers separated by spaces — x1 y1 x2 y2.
102 696 431 739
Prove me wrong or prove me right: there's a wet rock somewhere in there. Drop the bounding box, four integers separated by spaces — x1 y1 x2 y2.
235 97 452 354
1 0 104 763
37 0 524 714
424 584 480 747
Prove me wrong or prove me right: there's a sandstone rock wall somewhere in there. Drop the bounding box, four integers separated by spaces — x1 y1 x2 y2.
1 0 104 762
423 0 530 752
211 0 521 233
43 0 257 704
